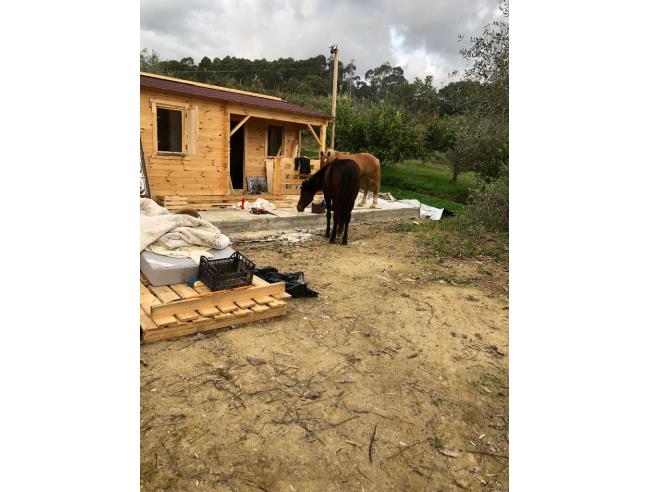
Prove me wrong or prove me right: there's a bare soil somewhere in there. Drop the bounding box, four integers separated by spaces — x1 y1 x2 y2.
141 220 509 491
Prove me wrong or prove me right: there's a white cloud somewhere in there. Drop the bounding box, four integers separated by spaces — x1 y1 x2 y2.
140 0 501 87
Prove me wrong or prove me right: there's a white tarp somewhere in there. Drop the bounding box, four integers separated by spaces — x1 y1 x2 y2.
397 199 444 220
140 198 231 262
250 198 275 210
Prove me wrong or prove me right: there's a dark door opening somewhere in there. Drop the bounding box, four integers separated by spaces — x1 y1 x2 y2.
230 121 245 189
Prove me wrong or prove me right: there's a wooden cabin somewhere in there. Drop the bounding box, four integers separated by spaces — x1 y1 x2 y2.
140 72 332 209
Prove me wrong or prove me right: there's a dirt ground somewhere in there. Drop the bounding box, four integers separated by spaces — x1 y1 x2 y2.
140 220 509 491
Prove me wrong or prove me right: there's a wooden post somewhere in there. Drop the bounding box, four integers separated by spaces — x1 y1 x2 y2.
229 115 250 137
307 124 322 148
319 123 327 156
329 45 339 150
226 110 233 192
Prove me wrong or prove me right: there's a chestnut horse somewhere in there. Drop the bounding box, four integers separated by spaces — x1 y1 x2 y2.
320 149 381 208
297 159 360 245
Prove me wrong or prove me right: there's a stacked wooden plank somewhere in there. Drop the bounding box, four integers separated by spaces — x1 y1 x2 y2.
162 195 189 210
160 195 235 211
140 275 290 343
157 194 303 211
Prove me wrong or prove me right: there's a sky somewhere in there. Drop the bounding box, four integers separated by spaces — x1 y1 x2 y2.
141 0 502 87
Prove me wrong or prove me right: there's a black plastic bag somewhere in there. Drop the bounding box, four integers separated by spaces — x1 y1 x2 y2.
253 267 319 298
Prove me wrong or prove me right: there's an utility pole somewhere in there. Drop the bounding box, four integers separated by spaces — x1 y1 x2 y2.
329 44 339 150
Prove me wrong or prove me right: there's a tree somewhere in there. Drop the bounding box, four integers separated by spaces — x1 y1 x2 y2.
446 115 505 181
438 80 483 116
399 76 440 118
140 49 163 74
445 0 509 181
460 0 509 122
425 118 455 154
335 98 422 166
196 56 213 82
300 74 329 96
364 62 408 103
140 50 433 114
455 0 509 230
353 80 374 101
340 60 360 96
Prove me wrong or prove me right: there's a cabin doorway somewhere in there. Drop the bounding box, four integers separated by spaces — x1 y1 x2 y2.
229 120 245 189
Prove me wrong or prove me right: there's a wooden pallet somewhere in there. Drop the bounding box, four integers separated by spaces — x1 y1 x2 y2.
140 275 291 343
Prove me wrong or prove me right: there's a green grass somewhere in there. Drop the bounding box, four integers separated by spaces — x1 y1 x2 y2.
384 160 508 264
390 219 509 263
297 146 475 215
381 159 477 214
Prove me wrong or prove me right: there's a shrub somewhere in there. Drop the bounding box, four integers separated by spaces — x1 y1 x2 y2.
479 143 508 181
461 169 509 231
445 114 507 181
425 117 455 153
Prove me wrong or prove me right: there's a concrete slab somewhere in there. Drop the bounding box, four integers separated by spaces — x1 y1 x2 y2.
201 194 420 234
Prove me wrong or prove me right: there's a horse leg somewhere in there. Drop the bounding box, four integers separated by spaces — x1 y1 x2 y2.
359 186 368 207
324 195 332 237
370 180 379 208
341 217 350 245
330 210 338 243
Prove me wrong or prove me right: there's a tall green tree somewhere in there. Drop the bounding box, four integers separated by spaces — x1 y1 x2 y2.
364 63 408 103
446 0 509 181
438 80 484 116
335 98 422 166
460 0 509 120
455 0 509 230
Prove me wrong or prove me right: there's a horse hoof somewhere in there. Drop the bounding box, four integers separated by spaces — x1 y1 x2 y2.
342 240 348 245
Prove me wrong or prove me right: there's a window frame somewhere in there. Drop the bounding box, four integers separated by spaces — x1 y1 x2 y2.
151 99 189 159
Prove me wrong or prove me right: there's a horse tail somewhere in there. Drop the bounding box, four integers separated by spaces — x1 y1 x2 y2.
337 160 357 220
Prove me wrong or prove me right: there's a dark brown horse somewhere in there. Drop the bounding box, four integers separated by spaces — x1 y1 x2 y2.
297 159 360 245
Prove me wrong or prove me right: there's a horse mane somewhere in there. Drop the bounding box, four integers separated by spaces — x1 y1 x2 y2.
301 164 327 191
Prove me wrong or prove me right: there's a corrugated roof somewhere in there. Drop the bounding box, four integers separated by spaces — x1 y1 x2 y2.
140 73 331 121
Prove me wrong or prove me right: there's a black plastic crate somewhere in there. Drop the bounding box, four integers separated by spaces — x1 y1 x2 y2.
198 252 255 291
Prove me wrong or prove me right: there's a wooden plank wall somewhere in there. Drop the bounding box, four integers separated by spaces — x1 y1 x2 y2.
244 119 300 179
141 88 229 197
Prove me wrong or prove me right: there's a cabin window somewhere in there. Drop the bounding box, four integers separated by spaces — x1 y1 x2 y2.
267 125 284 157
157 108 183 153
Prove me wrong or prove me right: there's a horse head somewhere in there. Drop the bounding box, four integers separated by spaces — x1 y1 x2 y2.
322 148 338 167
297 179 316 212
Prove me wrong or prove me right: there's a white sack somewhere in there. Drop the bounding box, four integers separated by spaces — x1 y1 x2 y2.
397 199 444 221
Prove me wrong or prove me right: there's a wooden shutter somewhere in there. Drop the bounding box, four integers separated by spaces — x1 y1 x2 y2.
186 106 198 155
